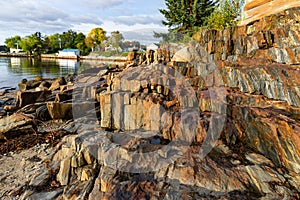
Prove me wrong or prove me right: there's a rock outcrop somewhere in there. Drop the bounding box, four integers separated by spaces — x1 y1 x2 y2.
1 6 300 200
242 0 300 25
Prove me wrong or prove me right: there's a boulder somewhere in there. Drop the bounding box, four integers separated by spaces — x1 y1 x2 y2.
26 80 42 89
55 93 72 102
171 45 200 63
46 101 96 120
0 113 36 140
18 83 27 91
46 102 73 120
39 81 51 89
49 77 67 91
20 189 63 200
146 49 154 64
3 105 17 112
36 105 51 121
16 90 52 108
57 157 71 186
18 80 42 91
127 51 136 62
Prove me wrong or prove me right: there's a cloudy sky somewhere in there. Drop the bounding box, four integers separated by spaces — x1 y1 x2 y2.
0 0 168 45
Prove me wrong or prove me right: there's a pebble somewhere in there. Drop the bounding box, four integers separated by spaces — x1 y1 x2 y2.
231 159 241 165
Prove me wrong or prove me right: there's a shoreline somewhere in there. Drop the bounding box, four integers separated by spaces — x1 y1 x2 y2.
0 52 128 63
0 53 29 58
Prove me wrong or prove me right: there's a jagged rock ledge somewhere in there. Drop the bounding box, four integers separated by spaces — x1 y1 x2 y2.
0 6 300 200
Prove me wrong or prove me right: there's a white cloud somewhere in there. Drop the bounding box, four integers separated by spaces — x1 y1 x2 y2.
0 0 103 43
100 21 168 45
80 0 122 9
0 0 167 45
123 29 165 45
112 15 163 26
0 0 68 21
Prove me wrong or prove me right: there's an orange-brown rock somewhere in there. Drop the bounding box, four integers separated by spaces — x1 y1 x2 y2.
242 0 300 25
13 6 300 200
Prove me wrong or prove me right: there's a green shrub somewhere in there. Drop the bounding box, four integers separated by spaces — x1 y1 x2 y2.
207 0 245 30
121 52 128 57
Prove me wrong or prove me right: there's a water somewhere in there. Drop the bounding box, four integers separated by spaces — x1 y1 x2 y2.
0 57 111 89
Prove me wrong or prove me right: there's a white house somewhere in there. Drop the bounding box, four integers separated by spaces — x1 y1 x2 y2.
146 43 159 51
105 46 123 52
10 48 25 54
57 49 80 58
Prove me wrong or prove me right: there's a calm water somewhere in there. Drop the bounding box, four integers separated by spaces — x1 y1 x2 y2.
0 57 106 89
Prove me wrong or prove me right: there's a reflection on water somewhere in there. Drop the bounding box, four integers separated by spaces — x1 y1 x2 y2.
0 57 79 88
0 57 123 88
57 59 80 69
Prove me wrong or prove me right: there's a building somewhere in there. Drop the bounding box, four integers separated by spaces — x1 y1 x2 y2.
105 46 123 52
57 49 80 58
146 43 159 51
0 45 7 53
10 48 24 54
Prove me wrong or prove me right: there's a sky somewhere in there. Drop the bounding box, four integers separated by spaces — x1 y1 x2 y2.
0 0 168 45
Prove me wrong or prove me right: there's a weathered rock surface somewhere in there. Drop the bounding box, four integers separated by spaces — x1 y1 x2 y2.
49 77 67 91
42 61 299 198
0 144 57 199
0 113 36 140
16 90 52 108
18 80 42 91
195 7 300 65
242 0 300 25
46 102 73 120
2 6 300 200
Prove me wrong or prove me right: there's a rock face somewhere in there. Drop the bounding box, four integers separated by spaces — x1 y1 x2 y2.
6 6 300 200
195 7 300 65
242 0 300 25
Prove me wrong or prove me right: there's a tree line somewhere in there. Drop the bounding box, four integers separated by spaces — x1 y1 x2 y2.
4 28 131 56
156 0 245 43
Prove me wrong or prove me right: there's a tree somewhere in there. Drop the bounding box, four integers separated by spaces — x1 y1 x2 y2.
5 36 21 49
121 41 140 50
107 31 124 52
207 0 245 29
85 27 107 52
160 0 217 33
154 30 189 44
19 32 44 56
46 33 61 53
61 30 77 49
75 32 91 55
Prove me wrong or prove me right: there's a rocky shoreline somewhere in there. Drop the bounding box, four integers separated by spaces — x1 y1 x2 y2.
0 7 300 200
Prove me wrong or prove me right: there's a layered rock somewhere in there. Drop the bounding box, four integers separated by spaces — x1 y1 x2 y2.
2 6 300 200
0 113 36 140
242 0 300 25
41 49 299 199
195 7 300 65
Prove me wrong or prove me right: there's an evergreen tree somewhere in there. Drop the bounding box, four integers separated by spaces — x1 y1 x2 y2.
207 0 244 30
160 0 218 33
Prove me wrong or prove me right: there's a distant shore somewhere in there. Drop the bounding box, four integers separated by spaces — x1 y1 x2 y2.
41 54 127 62
0 52 28 58
0 52 128 63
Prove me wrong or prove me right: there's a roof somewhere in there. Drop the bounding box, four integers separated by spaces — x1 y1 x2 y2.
147 43 159 51
61 49 79 52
